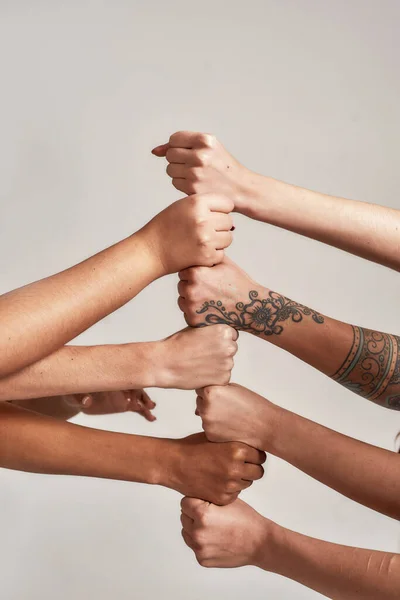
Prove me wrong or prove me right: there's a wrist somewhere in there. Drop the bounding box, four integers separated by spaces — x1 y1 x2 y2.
151 437 182 490
261 400 288 457
148 339 176 389
252 518 286 572
234 171 275 220
130 227 167 281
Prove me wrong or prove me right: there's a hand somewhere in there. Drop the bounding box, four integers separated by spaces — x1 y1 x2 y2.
141 193 234 274
162 433 265 506
178 256 260 329
180 497 275 568
65 390 156 421
196 383 277 451
152 131 259 215
159 325 238 389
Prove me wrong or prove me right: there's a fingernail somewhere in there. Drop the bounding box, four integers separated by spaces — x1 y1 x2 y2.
230 226 235 231
82 395 91 407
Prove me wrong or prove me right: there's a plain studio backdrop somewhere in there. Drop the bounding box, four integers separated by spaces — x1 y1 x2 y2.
0 1 399 599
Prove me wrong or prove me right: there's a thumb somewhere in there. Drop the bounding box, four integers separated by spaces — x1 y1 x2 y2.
151 143 169 157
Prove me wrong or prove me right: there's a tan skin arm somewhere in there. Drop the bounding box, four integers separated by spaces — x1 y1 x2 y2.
0 192 234 378
181 497 400 600
0 402 265 506
196 383 400 520
153 131 400 271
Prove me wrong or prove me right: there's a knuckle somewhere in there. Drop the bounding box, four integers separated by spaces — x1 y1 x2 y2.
198 232 211 245
200 133 216 148
197 150 210 166
232 444 246 461
188 167 204 181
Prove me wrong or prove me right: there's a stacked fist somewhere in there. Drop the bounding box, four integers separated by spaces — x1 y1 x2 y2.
149 131 275 569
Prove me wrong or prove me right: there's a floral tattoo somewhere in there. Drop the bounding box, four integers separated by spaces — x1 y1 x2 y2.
196 290 324 336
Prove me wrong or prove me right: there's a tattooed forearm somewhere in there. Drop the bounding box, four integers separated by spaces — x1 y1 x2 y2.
196 290 324 336
332 326 400 410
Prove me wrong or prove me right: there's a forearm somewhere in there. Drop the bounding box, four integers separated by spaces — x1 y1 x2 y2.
199 282 400 408
246 175 400 271
262 522 400 600
0 229 163 378
266 404 400 519
10 396 80 420
0 401 167 484
0 342 164 401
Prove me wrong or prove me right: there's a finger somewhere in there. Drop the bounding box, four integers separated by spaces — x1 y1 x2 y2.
177 280 188 298
212 213 234 232
141 390 156 410
242 463 265 481
178 268 194 281
238 479 254 490
151 143 169 157
205 194 234 213
166 147 192 164
195 395 205 415
169 131 209 149
180 497 206 519
172 178 187 193
244 448 267 465
212 249 225 264
181 529 198 551
195 387 206 398
131 390 156 422
195 408 200 416
65 393 93 409
177 295 187 314
180 513 194 533
166 163 186 179
215 231 233 250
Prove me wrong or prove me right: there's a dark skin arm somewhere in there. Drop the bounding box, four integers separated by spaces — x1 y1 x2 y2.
0 402 265 506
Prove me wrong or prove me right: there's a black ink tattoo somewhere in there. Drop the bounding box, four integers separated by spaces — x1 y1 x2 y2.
333 326 400 410
196 290 324 336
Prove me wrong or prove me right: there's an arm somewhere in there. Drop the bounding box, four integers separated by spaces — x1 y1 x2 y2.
10 389 157 422
0 402 264 506
0 193 234 378
0 325 237 401
196 384 400 520
153 131 400 271
181 498 400 600
179 258 400 410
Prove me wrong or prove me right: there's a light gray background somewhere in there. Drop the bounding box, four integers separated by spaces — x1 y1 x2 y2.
0 1 399 599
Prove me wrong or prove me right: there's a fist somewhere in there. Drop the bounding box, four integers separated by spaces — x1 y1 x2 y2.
196 383 276 451
166 433 265 506
178 256 259 329
142 193 234 275
65 389 156 421
160 325 238 389
152 131 255 214
180 497 273 568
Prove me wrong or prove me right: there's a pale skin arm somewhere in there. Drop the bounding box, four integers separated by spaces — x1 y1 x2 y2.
0 325 238 401
0 192 234 378
0 402 264 506
181 498 400 600
153 131 400 271
179 258 400 410
196 384 400 520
